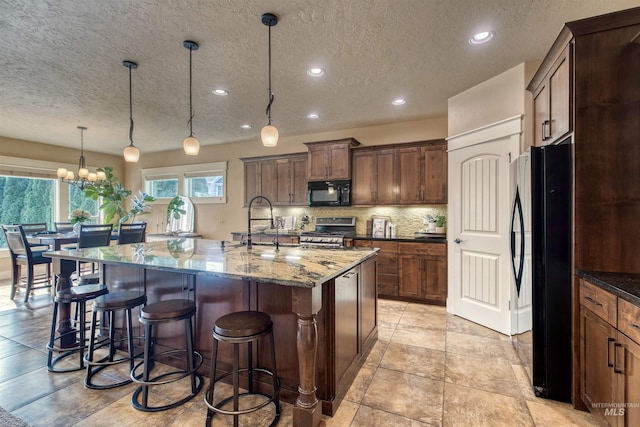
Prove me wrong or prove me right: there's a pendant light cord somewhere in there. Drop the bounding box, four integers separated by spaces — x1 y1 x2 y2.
266 23 274 125
78 127 86 169
188 46 195 137
128 65 134 147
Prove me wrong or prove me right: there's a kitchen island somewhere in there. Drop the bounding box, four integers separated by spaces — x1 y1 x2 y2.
45 239 378 427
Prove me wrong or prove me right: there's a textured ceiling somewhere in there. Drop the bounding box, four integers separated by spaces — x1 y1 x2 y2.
0 0 638 156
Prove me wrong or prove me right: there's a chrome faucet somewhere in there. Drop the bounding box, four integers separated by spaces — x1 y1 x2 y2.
247 195 277 251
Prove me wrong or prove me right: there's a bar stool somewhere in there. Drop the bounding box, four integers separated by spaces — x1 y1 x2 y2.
204 310 280 427
47 284 109 372
130 299 203 412
84 290 147 389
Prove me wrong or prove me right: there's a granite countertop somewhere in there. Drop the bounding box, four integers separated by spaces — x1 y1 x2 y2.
44 239 378 289
577 270 640 307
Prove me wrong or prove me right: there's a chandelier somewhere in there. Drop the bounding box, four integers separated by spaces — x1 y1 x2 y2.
56 126 105 190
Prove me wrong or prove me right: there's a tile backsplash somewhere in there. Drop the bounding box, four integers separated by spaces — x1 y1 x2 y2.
250 205 447 236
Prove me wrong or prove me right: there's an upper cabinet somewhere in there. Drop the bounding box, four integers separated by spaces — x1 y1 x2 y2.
242 153 308 207
352 139 447 206
304 138 361 181
531 45 572 146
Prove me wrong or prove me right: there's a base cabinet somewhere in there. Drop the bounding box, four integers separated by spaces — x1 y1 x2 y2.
580 278 640 426
398 242 447 304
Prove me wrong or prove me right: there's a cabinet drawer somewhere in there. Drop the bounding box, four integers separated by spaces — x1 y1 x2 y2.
398 242 446 257
580 279 617 326
618 298 640 344
354 240 398 252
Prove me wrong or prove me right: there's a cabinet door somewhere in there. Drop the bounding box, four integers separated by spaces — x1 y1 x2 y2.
244 161 260 206
308 146 328 180
533 84 549 147
375 149 396 204
398 255 422 298
422 144 447 203
360 257 377 348
328 144 350 180
549 50 570 142
258 160 276 204
290 156 308 205
581 306 618 426
397 147 422 204
274 159 292 205
334 268 359 383
423 256 447 303
617 332 640 426
352 151 376 205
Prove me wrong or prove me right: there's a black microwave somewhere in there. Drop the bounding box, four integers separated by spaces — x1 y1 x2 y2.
308 180 351 206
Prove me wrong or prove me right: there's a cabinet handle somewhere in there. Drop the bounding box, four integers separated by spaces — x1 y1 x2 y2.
630 323 640 330
607 337 615 367
584 296 603 307
541 120 550 141
613 342 624 374
342 272 356 279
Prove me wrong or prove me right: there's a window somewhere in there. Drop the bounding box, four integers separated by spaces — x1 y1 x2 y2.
0 175 55 248
147 178 179 199
69 185 99 220
142 162 227 203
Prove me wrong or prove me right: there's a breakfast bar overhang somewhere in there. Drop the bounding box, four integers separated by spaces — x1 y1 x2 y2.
45 239 378 427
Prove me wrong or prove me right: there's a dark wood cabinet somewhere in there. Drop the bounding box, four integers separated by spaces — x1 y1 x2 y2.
352 140 447 206
275 154 308 205
532 45 571 146
305 138 360 181
398 242 447 305
353 239 446 304
353 240 398 298
242 153 308 207
579 277 640 426
243 159 275 207
351 148 395 205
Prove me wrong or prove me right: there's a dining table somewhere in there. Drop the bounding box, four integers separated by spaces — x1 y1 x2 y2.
26 232 79 251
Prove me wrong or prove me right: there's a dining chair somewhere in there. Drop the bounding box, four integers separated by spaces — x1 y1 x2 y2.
75 223 113 285
2 224 52 302
54 222 75 233
118 222 147 244
21 222 50 250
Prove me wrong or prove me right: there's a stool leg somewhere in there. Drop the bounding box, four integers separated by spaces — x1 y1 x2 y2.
247 341 254 393
78 301 87 369
141 323 153 409
269 328 281 416
85 309 99 386
126 308 135 373
47 301 59 370
233 343 240 427
185 315 197 393
206 337 219 426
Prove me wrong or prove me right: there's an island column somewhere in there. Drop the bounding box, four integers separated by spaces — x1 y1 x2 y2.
291 285 323 427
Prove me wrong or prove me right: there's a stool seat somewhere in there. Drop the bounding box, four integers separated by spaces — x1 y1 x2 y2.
214 311 272 338
94 291 147 310
77 272 100 285
140 299 195 321
56 284 108 302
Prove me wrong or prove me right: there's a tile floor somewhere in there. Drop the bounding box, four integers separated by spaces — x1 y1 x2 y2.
0 283 601 426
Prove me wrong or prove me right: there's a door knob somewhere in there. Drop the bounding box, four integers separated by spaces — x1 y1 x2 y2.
454 238 462 244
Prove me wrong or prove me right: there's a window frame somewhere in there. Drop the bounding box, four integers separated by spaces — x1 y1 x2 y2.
141 161 227 204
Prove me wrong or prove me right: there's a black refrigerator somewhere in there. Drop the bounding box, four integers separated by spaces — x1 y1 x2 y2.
531 140 572 403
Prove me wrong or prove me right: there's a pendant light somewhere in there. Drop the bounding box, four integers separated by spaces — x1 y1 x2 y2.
261 13 279 147
122 60 140 162
57 126 106 190
183 40 200 155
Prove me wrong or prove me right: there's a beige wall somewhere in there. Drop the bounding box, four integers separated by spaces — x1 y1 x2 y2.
125 116 448 240
447 61 540 152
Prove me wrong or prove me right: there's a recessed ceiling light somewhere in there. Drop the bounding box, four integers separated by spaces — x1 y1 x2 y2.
240 124 251 129
307 68 325 77
212 89 228 96
307 113 319 119
469 31 494 45
392 99 406 106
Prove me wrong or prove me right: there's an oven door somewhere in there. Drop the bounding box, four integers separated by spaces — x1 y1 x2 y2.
308 182 342 206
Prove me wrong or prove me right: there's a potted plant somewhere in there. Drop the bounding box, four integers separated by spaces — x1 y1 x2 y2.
70 209 91 234
435 214 447 233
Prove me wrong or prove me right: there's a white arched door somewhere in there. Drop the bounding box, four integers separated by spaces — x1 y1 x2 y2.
447 117 521 335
